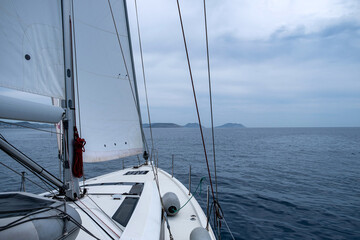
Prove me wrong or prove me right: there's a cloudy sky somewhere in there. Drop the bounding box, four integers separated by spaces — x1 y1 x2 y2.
1 0 359 127
126 0 360 127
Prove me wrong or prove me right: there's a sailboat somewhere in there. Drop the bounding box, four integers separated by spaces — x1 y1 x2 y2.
0 0 217 239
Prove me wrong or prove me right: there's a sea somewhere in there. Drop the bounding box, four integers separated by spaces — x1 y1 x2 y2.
0 127 359 239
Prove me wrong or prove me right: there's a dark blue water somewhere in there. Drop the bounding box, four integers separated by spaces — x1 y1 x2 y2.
1 127 359 239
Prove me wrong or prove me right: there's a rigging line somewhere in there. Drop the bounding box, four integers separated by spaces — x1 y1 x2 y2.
174 177 206 213
203 0 218 201
222 215 236 240
0 216 67 231
77 198 120 239
1 204 99 240
0 161 52 193
15 158 57 195
107 0 149 154
0 134 59 194
73 201 113 240
71 0 82 137
0 207 58 230
86 194 123 233
149 162 174 239
134 0 155 159
0 120 62 135
175 0 216 201
207 201 217 237
52 205 101 240
1 205 71 231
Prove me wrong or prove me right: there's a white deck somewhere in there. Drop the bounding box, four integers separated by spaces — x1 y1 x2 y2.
67 165 215 240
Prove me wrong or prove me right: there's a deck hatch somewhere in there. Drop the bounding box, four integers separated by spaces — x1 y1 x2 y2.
124 170 149 175
112 197 139 227
129 183 144 196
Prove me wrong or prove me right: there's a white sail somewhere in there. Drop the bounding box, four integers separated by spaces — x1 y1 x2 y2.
73 0 144 162
0 0 65 99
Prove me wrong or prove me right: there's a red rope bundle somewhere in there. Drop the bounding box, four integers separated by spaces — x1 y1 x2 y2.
73 127 86 178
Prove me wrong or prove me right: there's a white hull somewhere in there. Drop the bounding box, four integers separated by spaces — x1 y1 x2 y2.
54 165 215 240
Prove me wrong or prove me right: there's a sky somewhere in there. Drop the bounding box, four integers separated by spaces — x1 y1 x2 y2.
1 0 360 127
126 0 360 127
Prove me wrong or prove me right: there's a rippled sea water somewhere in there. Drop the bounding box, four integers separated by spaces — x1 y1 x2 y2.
0 127 359 239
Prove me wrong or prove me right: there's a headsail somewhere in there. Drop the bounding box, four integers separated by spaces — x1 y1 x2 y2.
0 0 65 99
73 0 144 162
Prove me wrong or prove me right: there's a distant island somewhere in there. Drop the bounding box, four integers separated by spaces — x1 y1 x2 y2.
216 123 245 128
142 123 182 128
0 121 245 129
143 122 245 128
184 123 206 128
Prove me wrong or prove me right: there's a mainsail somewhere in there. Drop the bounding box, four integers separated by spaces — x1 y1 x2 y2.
73 0 144 162
0 0 65 99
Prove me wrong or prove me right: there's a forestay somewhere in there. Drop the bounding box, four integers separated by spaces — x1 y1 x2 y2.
0 0 65 99
73 0 144 162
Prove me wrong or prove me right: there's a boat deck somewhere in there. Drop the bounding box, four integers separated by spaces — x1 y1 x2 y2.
70 165 215 239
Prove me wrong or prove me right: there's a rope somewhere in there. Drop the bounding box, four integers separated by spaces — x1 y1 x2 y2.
203 0 218 201
72 127 85 178
73 201 112 240
174 177 206 213
175 0 216 205
202 1 229 238
71 0 82 137
222 215 236 240
107 0 149 155
0 120 61 135
77 198 120 239
0 204 100 240
86 194 123 233
149 161 174 239
0 134 59 195
134 0 155 162
176 3 235 239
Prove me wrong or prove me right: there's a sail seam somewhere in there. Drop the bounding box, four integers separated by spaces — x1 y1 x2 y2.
76 19 128 37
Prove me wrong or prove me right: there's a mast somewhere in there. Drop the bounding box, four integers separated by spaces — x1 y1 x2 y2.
61 0 80 199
